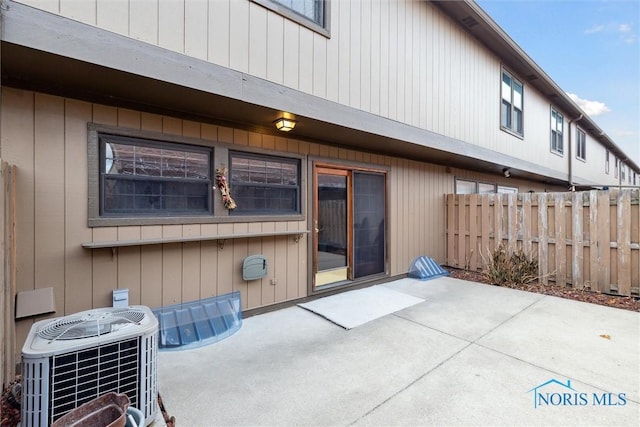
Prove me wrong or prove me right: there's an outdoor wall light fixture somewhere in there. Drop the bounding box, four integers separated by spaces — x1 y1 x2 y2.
503 168 511 178
274 117 296 132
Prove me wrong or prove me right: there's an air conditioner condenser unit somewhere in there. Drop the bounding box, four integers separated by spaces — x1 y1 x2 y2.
21 306 159 427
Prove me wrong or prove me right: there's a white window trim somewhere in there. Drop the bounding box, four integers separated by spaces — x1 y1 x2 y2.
576 128 586 162
550 107 564 156
500 68 524 138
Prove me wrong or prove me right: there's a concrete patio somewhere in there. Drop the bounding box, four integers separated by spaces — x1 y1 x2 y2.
157 276 639 426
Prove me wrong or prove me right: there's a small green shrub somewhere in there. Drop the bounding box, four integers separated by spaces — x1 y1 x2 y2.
482 244 539 287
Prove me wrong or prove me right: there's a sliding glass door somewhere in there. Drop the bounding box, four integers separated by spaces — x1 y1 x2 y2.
313 165 386 288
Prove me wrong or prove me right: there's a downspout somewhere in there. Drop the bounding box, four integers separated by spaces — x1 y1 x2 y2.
568 114 583 191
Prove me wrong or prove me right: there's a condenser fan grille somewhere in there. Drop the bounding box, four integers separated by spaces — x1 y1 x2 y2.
37 308 146 341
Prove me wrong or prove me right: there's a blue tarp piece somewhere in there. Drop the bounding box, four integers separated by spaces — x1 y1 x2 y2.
408 256 450 281
152 291 242 351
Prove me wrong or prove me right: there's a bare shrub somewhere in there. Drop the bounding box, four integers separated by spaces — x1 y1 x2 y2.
482 244 539 287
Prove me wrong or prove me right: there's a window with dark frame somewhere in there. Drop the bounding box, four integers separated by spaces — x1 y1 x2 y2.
229 151 301 215
550 108 564 155
501 70 524 136
576 128 586 161
615 158 619 178
99 134 213 217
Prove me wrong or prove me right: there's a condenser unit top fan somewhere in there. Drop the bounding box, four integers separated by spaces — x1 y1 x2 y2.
36 307 147 341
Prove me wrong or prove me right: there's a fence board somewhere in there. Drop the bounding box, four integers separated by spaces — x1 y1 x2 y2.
469 194 478 270
446 194 455 266
493 194 502 250
457 194 466 269
538 194 549 285
554 193 566 287
589 190 599 290
617 191 631 295
522 193 532 255
572 192 584 289
597 191 611 292
444 189 639 297
481 195 490 265
507 194 517 253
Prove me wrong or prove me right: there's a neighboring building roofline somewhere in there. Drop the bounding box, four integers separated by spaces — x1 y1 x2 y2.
431 0 639 173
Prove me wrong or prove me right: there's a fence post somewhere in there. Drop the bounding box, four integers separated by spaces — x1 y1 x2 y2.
1 162 17 388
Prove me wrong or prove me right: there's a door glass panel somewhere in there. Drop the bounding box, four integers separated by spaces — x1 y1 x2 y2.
317 174 347 272
353 172 385 278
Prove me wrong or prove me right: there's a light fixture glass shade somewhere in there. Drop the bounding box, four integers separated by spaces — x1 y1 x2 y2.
275 118 296 132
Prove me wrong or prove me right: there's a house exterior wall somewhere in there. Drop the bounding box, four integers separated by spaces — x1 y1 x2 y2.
1 87 558 355
4 0 635 361
13 0 630 187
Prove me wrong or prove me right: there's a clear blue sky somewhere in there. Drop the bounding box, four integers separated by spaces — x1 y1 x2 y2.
476 0 640 166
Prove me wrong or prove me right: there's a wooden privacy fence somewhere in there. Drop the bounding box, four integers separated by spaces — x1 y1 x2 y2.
445 190 640 296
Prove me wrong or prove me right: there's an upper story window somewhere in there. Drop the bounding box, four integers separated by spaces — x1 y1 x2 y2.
501 70 524 136
621 163 626 181
99 135 212 217
605 150 610 174
576 129 586 161
615 158 619 178
253 0 328 36
230 151 301 215
550 108 564 155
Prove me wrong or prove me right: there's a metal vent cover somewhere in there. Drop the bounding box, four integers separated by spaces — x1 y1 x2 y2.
36 308 146 341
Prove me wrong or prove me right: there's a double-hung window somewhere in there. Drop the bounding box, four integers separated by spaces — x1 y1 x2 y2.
229 151 301 215
615 158 619 178
501 70 524 136
550 108 564 155
99 135 212 217
576 129 586 161
605 150 610 174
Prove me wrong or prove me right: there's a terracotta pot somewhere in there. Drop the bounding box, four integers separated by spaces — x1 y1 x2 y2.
51 392 130 427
